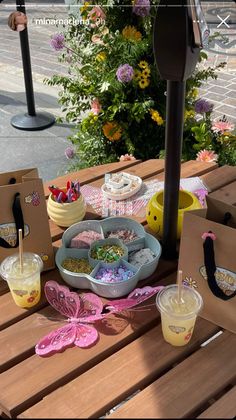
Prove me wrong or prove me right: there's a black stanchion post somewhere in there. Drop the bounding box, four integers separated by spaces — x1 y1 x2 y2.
11 0 55 130
16 0 36 116
153 0 207 259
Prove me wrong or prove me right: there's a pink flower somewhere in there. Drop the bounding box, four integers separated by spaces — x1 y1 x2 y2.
91 34 104 44
212 119 234 133
196 149 218 163
91 99 102 115
119 154 136 162
91 26 109 44
88 6 106 27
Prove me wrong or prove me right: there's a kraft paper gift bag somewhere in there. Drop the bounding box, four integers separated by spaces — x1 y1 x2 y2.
0 168 54 271
178 196 236 333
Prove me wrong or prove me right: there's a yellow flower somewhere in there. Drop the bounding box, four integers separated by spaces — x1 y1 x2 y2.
139 78 149 89
138 60 148 69
87 113 99 124
133 69 142 81
184 109 195 121
142 68 150 77
122 25 142 41
96 51 106 61
187 88 198 99
80 1 90 19
192 88 198 99
150 109 164 125
103 121 122 141
81 1 90 14
89 115 98 123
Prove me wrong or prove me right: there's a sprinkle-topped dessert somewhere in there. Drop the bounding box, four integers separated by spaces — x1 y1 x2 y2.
70 230 103 248
94 265 135 283
128 248 155 267
90 244 124 263
105 229 139 243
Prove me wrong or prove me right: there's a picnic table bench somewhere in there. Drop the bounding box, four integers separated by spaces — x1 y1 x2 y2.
0 159 235 419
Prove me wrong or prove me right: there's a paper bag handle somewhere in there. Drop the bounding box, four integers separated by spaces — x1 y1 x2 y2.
203 231 236 301
0 192 25 249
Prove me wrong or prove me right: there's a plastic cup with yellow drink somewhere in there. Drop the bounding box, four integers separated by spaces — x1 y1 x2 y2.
156 284 203 346
0 252 43 308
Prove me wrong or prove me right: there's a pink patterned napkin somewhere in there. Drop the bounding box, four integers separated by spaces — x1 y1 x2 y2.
81 177 208 218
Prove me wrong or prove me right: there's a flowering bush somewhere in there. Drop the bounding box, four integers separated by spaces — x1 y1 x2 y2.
184 106 236 166
47 0 236 169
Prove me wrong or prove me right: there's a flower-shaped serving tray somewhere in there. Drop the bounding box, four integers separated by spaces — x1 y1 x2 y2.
56 217 162 298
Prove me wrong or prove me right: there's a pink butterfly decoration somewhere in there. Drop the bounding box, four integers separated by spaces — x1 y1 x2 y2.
35 281 164 356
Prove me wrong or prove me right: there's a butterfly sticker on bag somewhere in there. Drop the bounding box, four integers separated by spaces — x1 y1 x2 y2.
35 281 164 356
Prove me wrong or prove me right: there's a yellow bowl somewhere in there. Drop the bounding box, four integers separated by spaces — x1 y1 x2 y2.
146 189 201 239
47 193 86 227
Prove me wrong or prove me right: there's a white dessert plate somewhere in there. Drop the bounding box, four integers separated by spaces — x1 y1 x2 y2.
101 172 142 201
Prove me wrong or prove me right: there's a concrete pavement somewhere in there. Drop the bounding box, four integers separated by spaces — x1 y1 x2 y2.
0 0 73 181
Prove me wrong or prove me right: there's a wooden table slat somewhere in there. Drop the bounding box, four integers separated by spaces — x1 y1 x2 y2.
209 180 236 205
0 271 177 418
67 161 218 230
145 160 218 183
0 281 9 297
106 331 236 419
0 260 177 373
47 159 166 241
117 159 165 180
0 306 63 373
197 386 236 419
201 165 236 192
48 160 234 243
48 160 221 242
43 159 142 196
18 318 220 419
87 160 217 190
0 160 234 420
0 230 177 330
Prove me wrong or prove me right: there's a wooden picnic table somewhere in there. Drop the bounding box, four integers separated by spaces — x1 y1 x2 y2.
0 159 236 419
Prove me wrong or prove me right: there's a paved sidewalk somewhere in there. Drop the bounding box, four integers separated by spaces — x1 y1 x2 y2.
0 1 235 182
200 2 236 123
0 0 73 181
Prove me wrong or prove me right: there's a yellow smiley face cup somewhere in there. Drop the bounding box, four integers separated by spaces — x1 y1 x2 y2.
146 190 202 239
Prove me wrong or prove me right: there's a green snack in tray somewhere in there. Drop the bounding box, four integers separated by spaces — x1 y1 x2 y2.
91 244 124 263
62 258 92 274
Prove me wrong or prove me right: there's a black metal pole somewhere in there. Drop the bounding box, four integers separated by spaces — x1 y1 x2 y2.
11 0 55 130
162 80 186 259
153 0 203 259
16 0 36 116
